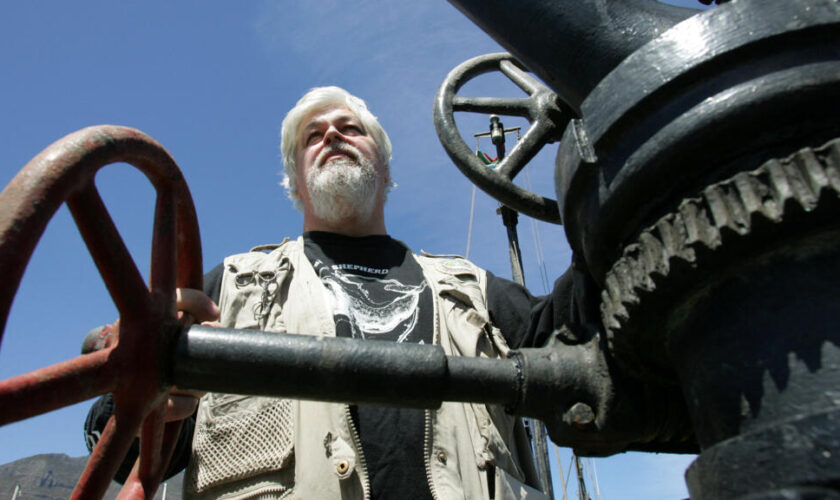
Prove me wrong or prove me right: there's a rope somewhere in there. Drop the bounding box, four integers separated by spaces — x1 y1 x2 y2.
465 185 477 259
586 458 602 500
564 454 574 494
554 445 569 500
524 167 551 294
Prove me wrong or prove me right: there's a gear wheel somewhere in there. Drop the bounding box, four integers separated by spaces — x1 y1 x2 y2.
600 138 840 380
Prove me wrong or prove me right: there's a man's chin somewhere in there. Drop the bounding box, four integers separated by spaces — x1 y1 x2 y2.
311 196 375 226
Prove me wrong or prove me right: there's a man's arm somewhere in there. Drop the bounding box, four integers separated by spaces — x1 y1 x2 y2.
487 262 600 349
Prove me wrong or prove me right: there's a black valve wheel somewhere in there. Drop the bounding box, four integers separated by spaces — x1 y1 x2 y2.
434 52 569 224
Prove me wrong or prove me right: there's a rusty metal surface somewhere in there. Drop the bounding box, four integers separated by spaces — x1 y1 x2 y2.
0 348 116 426
0 125 202 499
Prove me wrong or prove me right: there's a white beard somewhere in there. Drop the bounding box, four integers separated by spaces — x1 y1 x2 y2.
305 143 380 225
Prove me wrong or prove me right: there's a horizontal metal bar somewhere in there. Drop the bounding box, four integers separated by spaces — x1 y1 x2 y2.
474 127 521 139
170 325 521 409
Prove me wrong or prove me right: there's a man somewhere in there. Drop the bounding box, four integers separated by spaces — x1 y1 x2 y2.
87 86 557 499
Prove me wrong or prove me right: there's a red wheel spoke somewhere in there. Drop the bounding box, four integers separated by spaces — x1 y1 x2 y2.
150 187 176 312
0 349 116 426
66 182 151 319
118 405 183 500
0 126 204 500
73 409 144 500
173 186 203 290
137 402 167 486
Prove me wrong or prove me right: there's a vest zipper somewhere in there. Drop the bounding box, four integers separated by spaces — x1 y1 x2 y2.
423 408 442 500
345 404 371 500
424 296 442 500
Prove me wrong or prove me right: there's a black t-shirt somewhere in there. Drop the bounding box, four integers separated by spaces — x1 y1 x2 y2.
303 231 434 500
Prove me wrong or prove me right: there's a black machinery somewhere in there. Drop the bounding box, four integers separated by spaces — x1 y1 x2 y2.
434 0 840 498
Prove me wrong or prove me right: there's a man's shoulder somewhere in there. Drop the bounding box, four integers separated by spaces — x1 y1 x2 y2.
247 237 295 254
221 237 301 268
224 237 297 257
414 250 485 279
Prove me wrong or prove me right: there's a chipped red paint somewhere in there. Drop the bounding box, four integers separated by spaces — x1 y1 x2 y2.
0 126 203 499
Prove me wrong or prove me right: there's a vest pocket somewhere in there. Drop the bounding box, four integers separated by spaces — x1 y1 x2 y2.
187 395 295 494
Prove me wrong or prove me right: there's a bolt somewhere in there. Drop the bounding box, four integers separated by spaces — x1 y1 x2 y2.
566 402 595 430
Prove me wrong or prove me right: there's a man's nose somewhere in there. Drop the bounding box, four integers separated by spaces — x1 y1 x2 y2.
324 125 341 145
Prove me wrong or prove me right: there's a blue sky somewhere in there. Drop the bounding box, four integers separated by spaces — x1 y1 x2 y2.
0 1 708 497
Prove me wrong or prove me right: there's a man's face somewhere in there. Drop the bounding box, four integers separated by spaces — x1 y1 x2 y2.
294 106 388 224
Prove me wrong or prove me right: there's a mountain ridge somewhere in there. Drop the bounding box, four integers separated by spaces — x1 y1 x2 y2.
0 453 182 499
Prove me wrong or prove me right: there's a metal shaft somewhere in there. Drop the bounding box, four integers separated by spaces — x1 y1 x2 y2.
171 325 521 408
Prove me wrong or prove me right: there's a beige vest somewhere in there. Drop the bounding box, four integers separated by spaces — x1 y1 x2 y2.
185 237 546 500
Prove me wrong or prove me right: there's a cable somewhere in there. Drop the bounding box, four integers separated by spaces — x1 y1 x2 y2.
523 166 551 294
465 185 477 259
554 445 570 500
586 458 602 500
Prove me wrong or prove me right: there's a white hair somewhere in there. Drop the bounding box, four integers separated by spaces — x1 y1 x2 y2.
280 86 392 210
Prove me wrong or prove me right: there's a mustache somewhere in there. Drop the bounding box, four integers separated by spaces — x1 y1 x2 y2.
314 142 361 169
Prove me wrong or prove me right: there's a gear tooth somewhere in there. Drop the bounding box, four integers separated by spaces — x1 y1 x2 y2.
603 273 629 321
704 183 748 235
604 271 622 304
722 181 751 235
600 292 621 331
621 241 651 292
794 147 829 198
703 184 729 230
671 212 698 263
678 199 700 245
612 259 638 306
639 231 667 281
766 158 794 208
655 216 676 254
749 169 783 222
683 193 721 250
783 151 819 211
823 140 840 193
733 171 761 215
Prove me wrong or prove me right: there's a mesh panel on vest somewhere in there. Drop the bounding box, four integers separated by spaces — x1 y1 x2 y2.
188 398 294 493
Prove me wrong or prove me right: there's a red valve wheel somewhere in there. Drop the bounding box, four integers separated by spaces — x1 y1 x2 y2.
0 125 203 499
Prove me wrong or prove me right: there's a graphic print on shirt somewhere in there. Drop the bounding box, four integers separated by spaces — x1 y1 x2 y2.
312 259 428 342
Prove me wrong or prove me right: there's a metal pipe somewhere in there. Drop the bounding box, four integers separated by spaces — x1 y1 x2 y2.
170 325 695 457
170 325 521 408
446 0 698 114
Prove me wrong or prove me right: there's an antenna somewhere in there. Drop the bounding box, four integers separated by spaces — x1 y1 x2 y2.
473 115 554 499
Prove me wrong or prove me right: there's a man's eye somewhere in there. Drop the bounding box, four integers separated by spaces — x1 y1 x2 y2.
305 132 322 145
342 125 362 135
